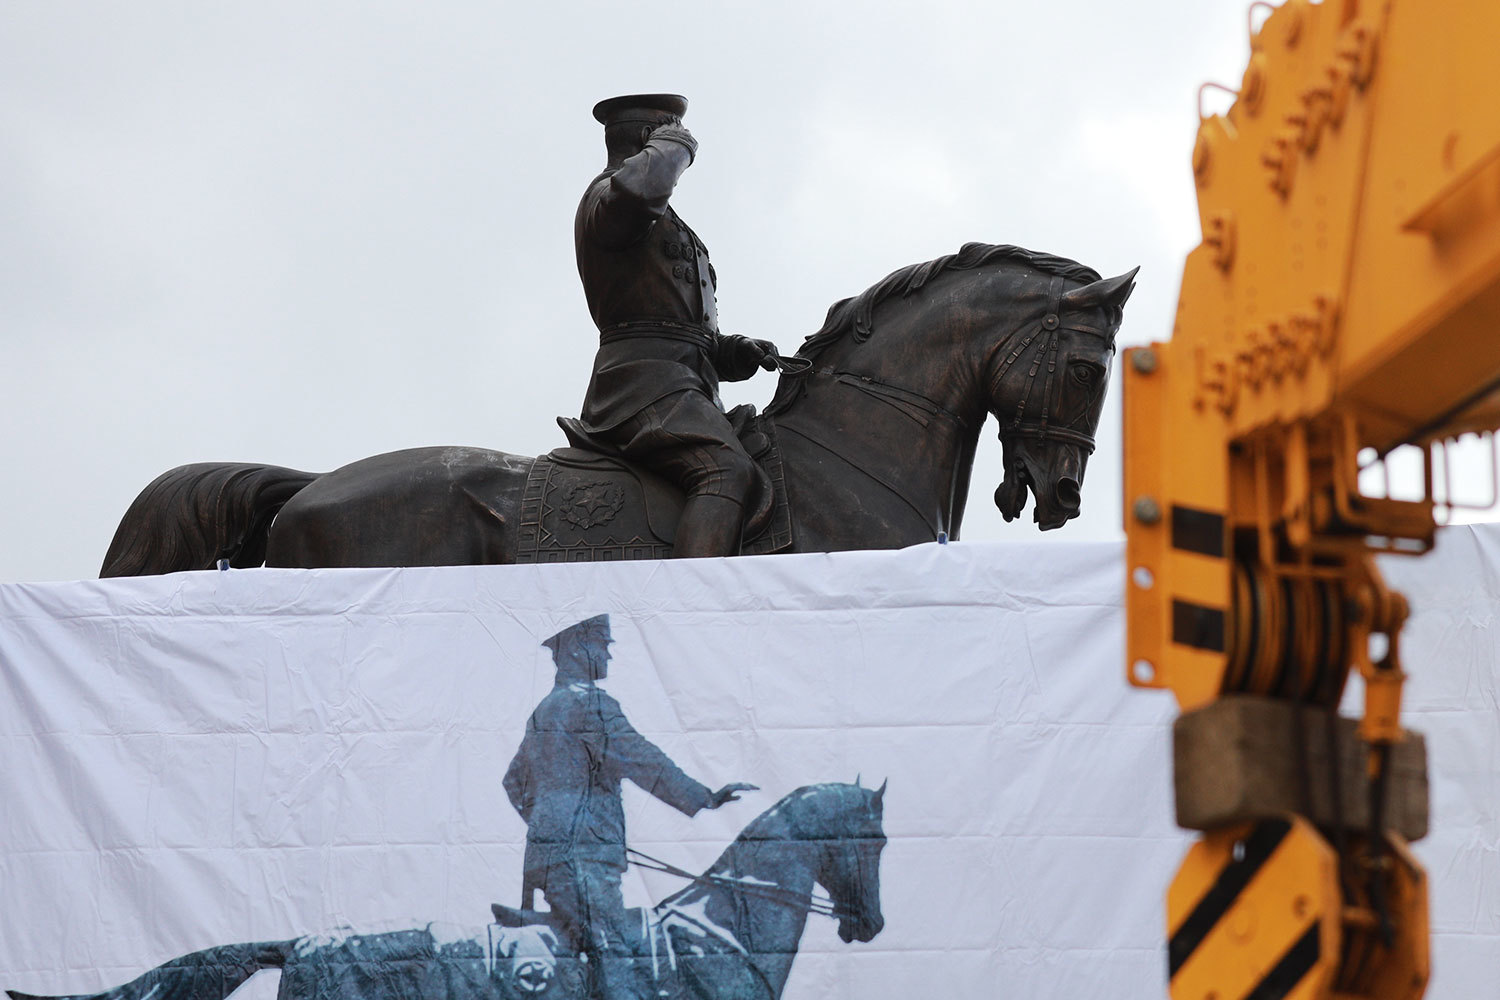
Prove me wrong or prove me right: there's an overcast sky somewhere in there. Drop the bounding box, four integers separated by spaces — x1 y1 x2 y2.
5 1 1477 583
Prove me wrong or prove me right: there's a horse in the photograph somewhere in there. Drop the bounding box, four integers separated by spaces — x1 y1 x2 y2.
100 244 1134 573
6 782 886 1000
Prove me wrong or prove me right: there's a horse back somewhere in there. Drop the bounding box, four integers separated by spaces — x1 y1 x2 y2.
266 447 532 568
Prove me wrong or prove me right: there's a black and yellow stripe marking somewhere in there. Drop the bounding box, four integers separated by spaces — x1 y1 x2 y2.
1246 925 1321 1000
1169 820 1290 976
1172 599 1227 653
1168 817 1335 1000
1171 505 1226 558
1167 505 1228 654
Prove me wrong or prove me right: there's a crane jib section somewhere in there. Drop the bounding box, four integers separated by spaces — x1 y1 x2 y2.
1123 1 1500 997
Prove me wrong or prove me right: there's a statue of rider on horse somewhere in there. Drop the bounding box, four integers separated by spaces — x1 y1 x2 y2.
98 94 1136 575
568 94 781 558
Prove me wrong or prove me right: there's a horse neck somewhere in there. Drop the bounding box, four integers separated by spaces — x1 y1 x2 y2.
773 306 985 546
693 819 822 993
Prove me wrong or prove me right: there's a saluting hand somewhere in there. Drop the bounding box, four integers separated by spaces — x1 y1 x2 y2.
710 782 758 808
650 121 698 161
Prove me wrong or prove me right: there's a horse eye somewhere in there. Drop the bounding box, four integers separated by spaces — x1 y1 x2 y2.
1071 364 1098 386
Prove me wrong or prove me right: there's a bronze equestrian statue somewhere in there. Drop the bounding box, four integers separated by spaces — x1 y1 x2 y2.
101 97 1137 576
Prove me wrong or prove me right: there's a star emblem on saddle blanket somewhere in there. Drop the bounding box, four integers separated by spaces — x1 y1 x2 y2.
559 479 625 529
513 957 554 994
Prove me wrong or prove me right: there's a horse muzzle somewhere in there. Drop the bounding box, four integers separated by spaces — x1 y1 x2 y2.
1033 475 1082 531
996 428 1088 530
839 912 884 943
995 466 1082 531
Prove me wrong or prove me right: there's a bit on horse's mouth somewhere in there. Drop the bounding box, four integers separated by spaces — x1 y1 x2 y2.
993 463 1029 522
1035 506 1075 531
996 454 1081 530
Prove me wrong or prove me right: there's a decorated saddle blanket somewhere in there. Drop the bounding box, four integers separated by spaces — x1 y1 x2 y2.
515 409 793 563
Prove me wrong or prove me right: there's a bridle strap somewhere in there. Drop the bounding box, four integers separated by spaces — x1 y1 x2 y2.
990 275 1101 454
1002 423 1098 453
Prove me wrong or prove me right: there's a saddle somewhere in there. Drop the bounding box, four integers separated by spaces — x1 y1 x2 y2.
491 901 743 1000
515 407 794 563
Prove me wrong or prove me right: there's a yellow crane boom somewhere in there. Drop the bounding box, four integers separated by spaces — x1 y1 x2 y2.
1123 1 1500 996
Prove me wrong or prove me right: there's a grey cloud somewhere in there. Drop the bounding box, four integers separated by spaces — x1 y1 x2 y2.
2 1 1270 581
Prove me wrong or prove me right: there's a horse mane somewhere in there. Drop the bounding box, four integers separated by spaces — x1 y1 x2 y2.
723 782 871 847
767 243 1102 413
793 242 1100 360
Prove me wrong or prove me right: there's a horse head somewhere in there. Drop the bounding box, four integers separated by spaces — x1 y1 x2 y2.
765 245 1136 546
988 267 1137 530
821 779 888 944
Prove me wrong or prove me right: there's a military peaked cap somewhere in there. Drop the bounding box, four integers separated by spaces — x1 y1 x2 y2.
542 614 613 656
592 93 688 126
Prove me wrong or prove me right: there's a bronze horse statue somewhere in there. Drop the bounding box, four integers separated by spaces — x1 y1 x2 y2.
101 244 1135 575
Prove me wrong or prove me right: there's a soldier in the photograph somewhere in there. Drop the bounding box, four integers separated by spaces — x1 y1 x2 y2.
503 614 755 1000
571 93 779 558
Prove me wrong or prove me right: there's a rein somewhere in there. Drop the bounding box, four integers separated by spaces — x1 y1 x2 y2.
775 421 943 537
819 369 971 429
772 352 968 431
767 353 814 377
768 353 970 539
626 847 849 920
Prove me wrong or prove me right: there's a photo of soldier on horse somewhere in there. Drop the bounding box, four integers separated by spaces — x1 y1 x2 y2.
4 613 888 1000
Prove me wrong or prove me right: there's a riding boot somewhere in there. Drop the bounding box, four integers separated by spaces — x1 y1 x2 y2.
672 495 744 558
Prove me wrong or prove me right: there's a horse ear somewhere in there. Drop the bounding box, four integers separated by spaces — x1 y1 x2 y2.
872 779 887 809
854 773 862 788
1060 266 1139 312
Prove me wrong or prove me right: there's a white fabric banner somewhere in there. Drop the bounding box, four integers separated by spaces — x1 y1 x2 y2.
0 530 1495 998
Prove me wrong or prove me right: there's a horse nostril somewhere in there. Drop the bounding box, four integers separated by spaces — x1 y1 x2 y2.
1056 477 1081 510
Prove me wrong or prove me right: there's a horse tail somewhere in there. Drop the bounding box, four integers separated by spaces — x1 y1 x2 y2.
101 463 321 577
6 941 294 1000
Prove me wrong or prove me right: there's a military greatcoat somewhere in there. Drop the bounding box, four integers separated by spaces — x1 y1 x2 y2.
503 680 714 880
572 125 776 519
573 130 728 433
